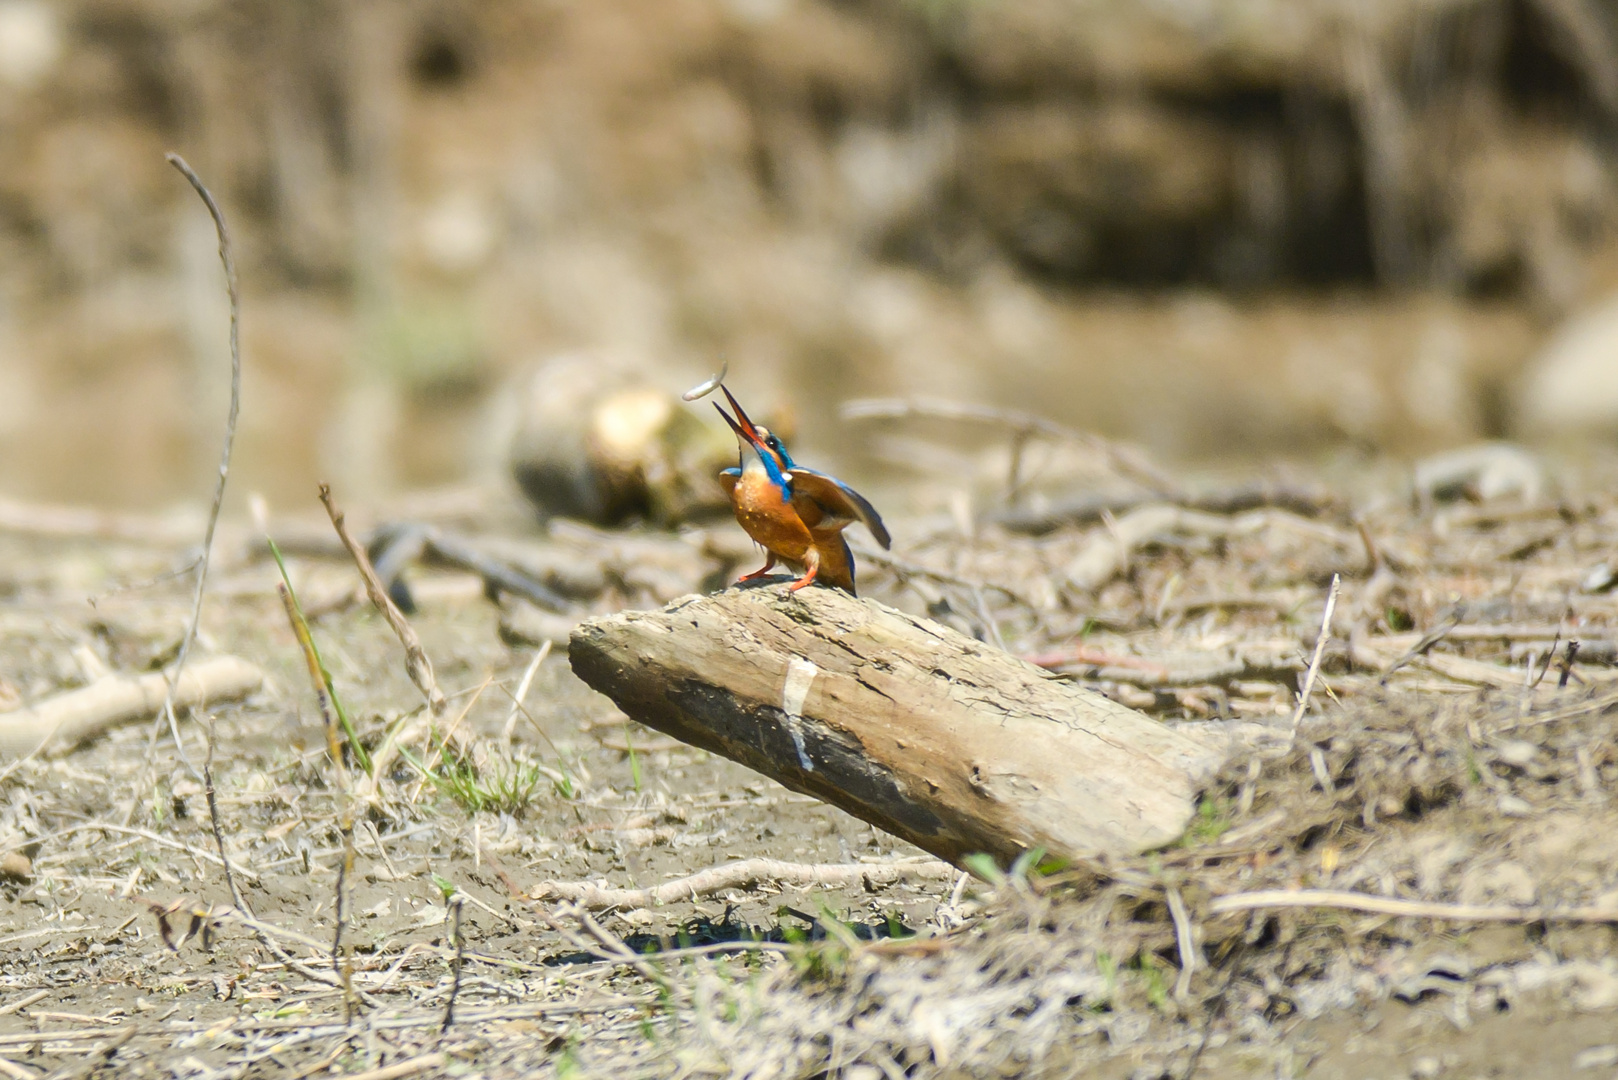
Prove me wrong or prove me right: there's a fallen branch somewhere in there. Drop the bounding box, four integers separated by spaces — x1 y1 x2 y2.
571 587 1227 866
1208 888 1618 925
0 657 263 757
529 858 956 910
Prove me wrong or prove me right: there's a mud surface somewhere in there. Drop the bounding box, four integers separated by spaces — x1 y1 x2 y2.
1 455 1618 1076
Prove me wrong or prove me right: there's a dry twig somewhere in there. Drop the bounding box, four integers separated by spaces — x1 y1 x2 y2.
147 154 243 779
500 641 551 747
1209 888 1618 925
320 484 447 716
335 1054 447 1080
1290 574 1340 736
440 897 465 1035
1165 884 1198 1003
123 155 248 915
529 858 955 910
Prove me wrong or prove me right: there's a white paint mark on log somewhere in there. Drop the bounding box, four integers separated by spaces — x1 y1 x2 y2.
781 657 819 772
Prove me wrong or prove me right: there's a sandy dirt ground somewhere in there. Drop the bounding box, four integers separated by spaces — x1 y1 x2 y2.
1 450 1617 1078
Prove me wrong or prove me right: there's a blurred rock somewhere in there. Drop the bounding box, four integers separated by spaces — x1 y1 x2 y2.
1517 294 1618 437
1572 962 1618 1012
1574 1045 1618 1070
1583 564 1617 594
0 1 59 90
1413 443 1546 505
0 851 30 882
507 354 734 526
419 189 496 275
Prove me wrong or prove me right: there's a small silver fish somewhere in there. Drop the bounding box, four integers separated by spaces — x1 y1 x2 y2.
681 361 729 402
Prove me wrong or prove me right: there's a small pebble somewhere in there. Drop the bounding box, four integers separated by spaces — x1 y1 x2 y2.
1497 794 1533 817
0 852 30 882
1494 740 1537 767
1574 1044 1618 1070
1410 1055 1441 1079
1582 564 1616 594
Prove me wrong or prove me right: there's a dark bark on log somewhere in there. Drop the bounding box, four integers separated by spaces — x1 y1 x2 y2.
569 585 1227 868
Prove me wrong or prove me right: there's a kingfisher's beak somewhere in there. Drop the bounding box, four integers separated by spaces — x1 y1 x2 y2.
720 386 764 443
714 400 766 455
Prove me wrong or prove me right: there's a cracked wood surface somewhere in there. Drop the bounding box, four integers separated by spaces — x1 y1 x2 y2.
569 584 1227 867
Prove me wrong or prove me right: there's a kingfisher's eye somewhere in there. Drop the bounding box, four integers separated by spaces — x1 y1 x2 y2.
766 436 781 450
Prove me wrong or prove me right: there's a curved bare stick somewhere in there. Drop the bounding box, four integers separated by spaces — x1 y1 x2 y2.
145 153 245 912
530 858 955 910
152 153 242 778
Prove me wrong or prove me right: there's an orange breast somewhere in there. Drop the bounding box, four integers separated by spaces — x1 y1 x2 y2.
731 473 812 562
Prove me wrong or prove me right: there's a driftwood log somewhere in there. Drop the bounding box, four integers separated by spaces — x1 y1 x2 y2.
570 586 1227 868
0 656 264 756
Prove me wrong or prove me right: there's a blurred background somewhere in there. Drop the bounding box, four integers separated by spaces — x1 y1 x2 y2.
2 0 1617 512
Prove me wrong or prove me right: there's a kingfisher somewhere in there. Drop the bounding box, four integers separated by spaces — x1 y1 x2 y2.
714 387 890 595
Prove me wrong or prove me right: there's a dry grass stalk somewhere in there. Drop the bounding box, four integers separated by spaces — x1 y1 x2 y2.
319 483 455 805
277 583 349 789
275 576 360 1015
1289 573 1340 735
501 640 551 747
319 483 448 717
332 819 360 1020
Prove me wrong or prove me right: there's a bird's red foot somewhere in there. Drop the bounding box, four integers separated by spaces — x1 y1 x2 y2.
786 564 819 593
737 556 778 582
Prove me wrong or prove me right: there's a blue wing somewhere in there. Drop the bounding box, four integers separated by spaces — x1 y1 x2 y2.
787 468 891 549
